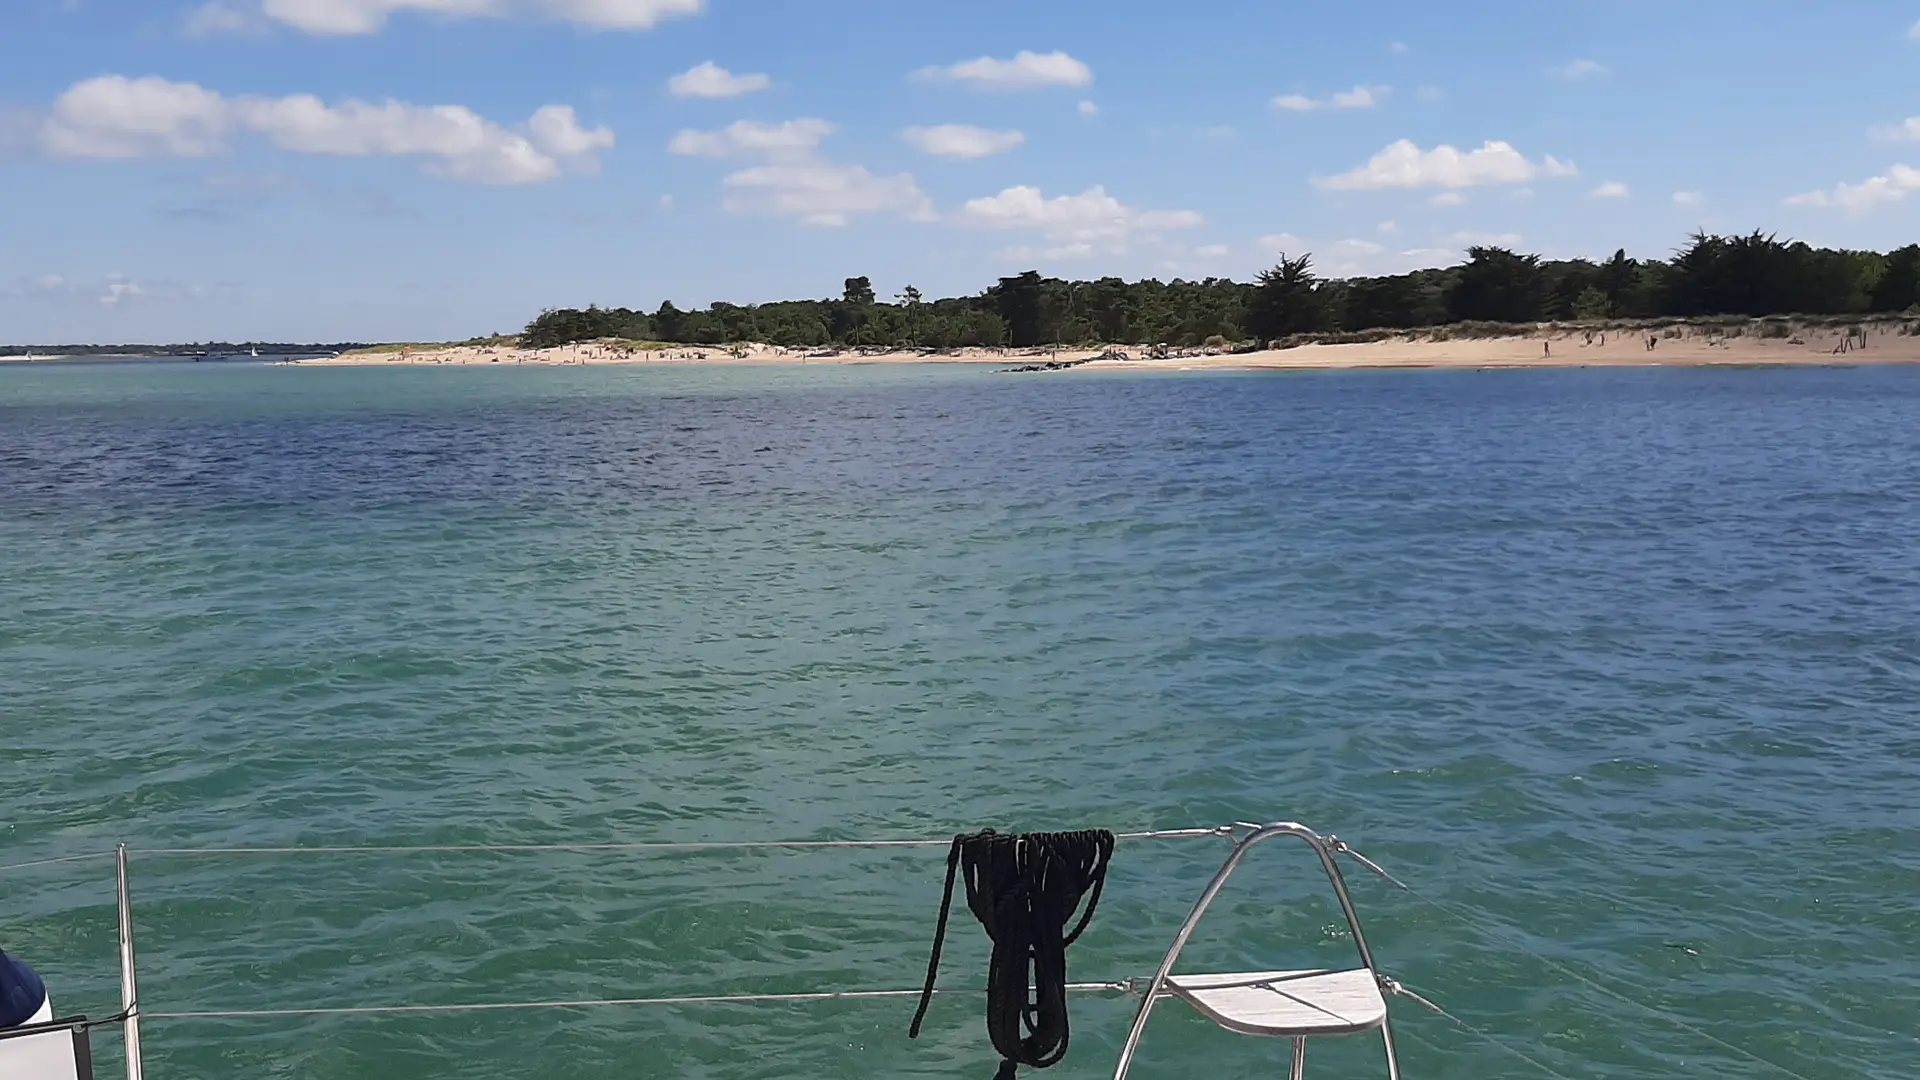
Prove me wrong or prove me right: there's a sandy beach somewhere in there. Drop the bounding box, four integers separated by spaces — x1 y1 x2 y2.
287 324 1920 373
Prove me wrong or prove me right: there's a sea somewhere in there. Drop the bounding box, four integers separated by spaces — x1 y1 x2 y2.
1 359 1915 1080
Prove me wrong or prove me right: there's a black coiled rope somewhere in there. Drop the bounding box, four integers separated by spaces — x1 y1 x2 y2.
908 829 1116 1080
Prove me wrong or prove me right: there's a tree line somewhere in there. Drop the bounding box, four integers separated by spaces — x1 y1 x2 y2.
522 232 1920 351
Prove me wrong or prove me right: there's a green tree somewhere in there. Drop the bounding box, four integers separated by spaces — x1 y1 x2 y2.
1447 247 1546 323
1572 286 1613 321
1873 245 1920 311
992 271 1046 347
654 300 687 341
1246 254 1323 341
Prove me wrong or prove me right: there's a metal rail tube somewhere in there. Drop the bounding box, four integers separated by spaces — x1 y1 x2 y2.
116 845 143 1080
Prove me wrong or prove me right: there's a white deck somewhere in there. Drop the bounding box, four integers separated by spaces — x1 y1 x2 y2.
1163 969 1388 1038
0 1025 91 1080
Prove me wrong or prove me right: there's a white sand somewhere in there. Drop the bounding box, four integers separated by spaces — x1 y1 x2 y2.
288 326 1916 372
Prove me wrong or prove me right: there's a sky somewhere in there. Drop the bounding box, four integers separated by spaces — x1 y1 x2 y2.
4 0 1920 343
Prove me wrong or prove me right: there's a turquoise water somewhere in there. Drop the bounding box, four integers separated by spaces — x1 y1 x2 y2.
2 361 1916 1080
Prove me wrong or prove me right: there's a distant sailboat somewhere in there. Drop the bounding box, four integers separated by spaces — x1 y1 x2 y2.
249 346 259 358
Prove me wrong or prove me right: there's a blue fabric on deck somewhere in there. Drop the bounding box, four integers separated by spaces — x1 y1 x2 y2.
0 950 49 1029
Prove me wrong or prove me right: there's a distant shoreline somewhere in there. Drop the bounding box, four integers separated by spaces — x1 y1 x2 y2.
279 326 1918 373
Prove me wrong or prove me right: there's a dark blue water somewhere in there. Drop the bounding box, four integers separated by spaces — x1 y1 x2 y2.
2 362 1916 1079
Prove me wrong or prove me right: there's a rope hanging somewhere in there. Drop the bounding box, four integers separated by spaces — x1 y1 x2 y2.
908 829 1116 1080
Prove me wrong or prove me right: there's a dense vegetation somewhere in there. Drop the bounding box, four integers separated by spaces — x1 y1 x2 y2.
523 232 1920 351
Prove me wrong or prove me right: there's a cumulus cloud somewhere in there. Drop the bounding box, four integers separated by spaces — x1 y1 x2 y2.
958 184 1200 255
1870 117 1920 142
1591 180 1630 198
37 75 609 183
671 116 928 226
1447 230 1524 248
1273 85 1386 111
41 76 232 158
6 271 214 310
915 50 1092 91
1315 139 1576 190
254 0 703 34
667 118 834 158
1672 190 1703 206
1784 166 1920 214
184 2 256 35
1429 191 1466 206
667 61 770 99
901 124 1024 159
1194 243 1229 257
528 104 615 164
1078 100 1098 116
1256 232 1463 276
1551 58 1609 79
1377 219 1397 234
723 162 932 227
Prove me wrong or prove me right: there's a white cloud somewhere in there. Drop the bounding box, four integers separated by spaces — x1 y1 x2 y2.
184 2 255 34
528 104 614 164
1416 86 1444 102
1328 238 1385 257
1672 190 1703 206
1390 41 1410 54
1908 19 1920 40
1447 230 1524 248
1870 117 1920 142
658 193 674 209
1252 232 1463 276
1429 191 1466 206
1257 232 1309 254
1274 85 1387 111
667 61 770 99
255 0 703 35
1551 58 1609 79
1315 139 1575 190
1591 180 1630 198
1194 243 1229 257
915 50 1093 91
41 76 231 158
100 279 144 307
901 124 1024 159
958 184 1201 253
670 114 929 226
38 75 607 183
1078 100 1098 116
722 161 931 227
1377 219 1397 234
668 118 834 158
1784 166 1920 214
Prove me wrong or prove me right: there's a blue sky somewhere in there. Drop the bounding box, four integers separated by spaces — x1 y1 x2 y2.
4 0 1920 342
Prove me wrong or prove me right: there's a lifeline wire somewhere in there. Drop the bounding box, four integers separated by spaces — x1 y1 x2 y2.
1381 977 1581 1080
144 983 1136 1021
1337 842 1824 1080
130 827 1230 858
0 828 1230 877
0 852 117 875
